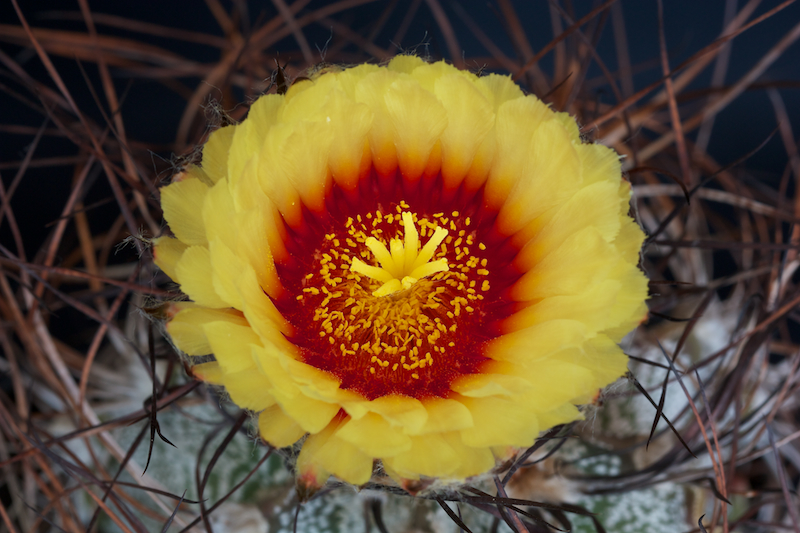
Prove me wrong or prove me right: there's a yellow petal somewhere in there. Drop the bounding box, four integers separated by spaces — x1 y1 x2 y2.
483 97 551 209
257 128 303 226
488 319 590 363
167 306 246 356
450 370 532 398
152 236 188 281
477 74 525 110
208 240 246 308
258 404 306 448
511 226 619 300
202 319 261 374
410 60 467 92
355 69 400 176
281 121 334 213
458 396 539 448
577 141 623 187
234 159 289 268
191 361 223 384
326 93 373 191
222 370 276 411
202 125 235 183
201 177 236 244
238 266 293 341
366 395 428 434
172 164 213 186
434 74 494 188
336 412 411 457
174 246 229 308
384 79 448 181
160 178 209 246
615 217 647 266
496 119 582 236
335 63 381 99
503 278 624 335
444 432 496 479
417 398 473 434
280 72 339 122
251 345 300 400
536 403 582 430
228 94 282 190
383 432 459 478
296 450 331 496
272 388 340 434
516 359 596 411
233 207 284 294
387 54 427 74
311 431 373 485
514 179 623 270
553 110 582 144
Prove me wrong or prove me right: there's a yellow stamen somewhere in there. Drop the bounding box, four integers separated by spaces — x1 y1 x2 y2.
350 211 449 297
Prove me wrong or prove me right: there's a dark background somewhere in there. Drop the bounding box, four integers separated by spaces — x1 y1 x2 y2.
2 0 799 258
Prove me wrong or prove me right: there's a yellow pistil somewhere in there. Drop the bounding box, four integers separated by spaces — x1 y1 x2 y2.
350 212 449 297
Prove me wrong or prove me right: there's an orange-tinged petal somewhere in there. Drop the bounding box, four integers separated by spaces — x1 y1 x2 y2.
238 267 293 340
483 97 552 209
281 121 334 213
296 417 345 491
384 79 448 181
326 92 373 191
435 74 494 188
355 69 400 177
496 119 582 236
256 128 303 226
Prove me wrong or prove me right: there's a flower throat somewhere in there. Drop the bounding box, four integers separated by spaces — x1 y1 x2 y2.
277 185 523 400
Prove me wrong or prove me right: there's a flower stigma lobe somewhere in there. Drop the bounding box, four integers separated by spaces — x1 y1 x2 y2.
350 211 449 297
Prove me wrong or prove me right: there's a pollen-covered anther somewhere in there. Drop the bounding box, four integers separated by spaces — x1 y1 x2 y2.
350 212 449 297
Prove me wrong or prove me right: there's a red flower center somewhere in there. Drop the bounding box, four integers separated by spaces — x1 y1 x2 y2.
276 169 524 400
